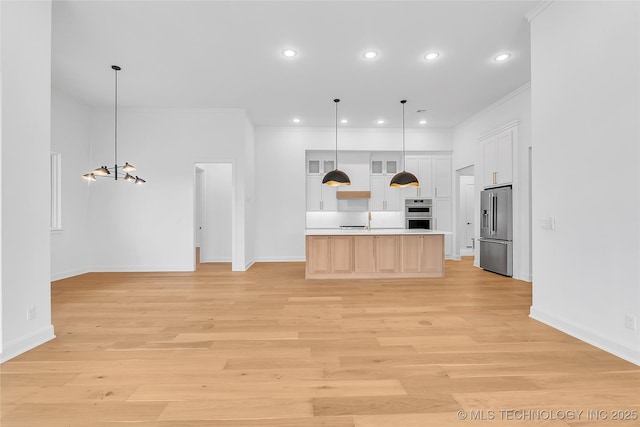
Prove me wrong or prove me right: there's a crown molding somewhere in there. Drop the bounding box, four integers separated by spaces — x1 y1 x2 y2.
479 120 520 142
526 0 555 22
458 81 530 129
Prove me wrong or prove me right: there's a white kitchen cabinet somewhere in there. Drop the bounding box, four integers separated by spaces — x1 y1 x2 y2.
306 152 339 211
307 158 335 175
482 128 513 188
370 158 398 176
402 155 452 199
433 156 452 198
433 198 452 257
306 175 337 211
370 175 400 211
369 153 401 211
402 155 433 199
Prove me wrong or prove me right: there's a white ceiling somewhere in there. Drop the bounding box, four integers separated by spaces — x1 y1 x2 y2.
52 0 536 129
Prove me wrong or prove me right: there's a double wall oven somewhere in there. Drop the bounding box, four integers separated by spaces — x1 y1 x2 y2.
405 199 433 229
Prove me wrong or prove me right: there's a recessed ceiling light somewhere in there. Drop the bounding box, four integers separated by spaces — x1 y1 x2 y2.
363 50 378 60
376 119 385 125
419 120 427 125
341 119 348 124
292 118 301 123
424 52 439 61
282 49 297 58
494 52 511 62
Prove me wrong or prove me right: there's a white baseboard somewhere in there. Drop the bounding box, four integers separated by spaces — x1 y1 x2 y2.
51 267 90 282
253 257 306 262
0 325 56 364
203 257 232 263
518 273 533 282
245 260 255 270
91 265 193 272
530 306 640 366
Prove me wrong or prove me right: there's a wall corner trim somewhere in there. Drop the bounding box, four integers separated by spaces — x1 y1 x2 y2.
525 0 555 22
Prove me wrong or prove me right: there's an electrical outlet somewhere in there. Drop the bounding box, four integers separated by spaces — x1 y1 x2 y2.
625 314 637 331
27 306 36 321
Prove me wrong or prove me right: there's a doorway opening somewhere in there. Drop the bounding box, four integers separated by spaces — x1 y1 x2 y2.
194 163 233 271
457 165 475 258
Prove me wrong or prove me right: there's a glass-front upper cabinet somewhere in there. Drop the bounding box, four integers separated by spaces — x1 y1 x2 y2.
370 153 399 176
307 158 335 175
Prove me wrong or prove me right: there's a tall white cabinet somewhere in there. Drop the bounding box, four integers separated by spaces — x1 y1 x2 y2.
306 155 337 211
401 154 453 257
370 153 401 211
482 128 514 188
402 156 432 198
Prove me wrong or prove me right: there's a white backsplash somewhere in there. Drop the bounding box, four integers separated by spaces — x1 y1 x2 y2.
306 211 404 229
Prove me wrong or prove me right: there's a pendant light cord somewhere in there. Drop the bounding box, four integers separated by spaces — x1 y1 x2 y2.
334 99 339 169
114 66 118 170
401 99 406 171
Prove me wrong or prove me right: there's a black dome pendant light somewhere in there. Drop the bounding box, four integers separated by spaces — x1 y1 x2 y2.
390 99 419 188
322 99 351 187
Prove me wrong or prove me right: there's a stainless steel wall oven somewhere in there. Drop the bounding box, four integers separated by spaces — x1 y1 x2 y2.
405 199 433 229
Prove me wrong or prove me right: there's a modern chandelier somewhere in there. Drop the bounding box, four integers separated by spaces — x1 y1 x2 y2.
390 99 419 188
82 65 146 184
322 98 351 187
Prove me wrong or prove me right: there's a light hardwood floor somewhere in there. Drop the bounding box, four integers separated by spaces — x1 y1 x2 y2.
1 258 638 426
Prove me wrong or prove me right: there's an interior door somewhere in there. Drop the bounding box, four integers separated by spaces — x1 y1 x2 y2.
195 168 204 256
464 182 475 247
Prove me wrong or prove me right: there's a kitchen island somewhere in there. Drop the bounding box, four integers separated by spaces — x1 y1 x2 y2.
305 229 449 279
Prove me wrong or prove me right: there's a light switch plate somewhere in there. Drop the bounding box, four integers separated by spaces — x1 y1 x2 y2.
539 217 555 230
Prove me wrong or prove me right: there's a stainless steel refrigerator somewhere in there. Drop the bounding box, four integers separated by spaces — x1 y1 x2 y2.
479 186 513 276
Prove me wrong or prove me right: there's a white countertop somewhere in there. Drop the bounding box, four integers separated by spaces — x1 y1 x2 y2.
305 228 452 236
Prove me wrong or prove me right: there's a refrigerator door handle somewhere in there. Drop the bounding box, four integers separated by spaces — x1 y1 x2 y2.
492 193 498 235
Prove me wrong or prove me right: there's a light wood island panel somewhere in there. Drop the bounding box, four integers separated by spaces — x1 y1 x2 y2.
306 232 444 279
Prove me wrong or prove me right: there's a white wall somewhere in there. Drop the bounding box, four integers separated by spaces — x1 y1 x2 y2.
50 89 92 280
452 84 532 280
243 117 256 269
201 164 232 262
0 0 55 362
254 127 452 261
86 108 254 272
529 1 640 365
